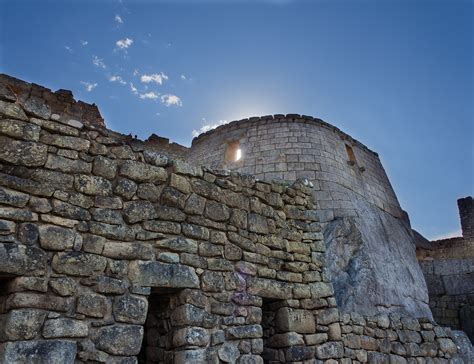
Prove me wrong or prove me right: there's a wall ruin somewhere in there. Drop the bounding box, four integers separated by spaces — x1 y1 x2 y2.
0 74 471 363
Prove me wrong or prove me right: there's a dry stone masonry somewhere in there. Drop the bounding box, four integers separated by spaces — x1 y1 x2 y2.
0 73 471 363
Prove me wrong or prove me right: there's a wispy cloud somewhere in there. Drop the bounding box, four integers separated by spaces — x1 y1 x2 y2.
116 37 133 50
109 75 126 85
81 40 88 46
180 74 187 80
92 55 106 69
81 81 98 92
115 14 123 24
140 72 168 85
192 119 229 137
65 46 73 53
140 91 159 100
130 83 138 95
161 94 182 107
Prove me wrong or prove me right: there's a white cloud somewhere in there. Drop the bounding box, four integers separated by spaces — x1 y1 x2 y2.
161 94 182 107
109 75 126 85
64 46 73 53
92 55 106 69
180 74 186 80
139 91 159 100
130 83 138 94
116 37 133 50
192 119 229 137
81 81 98 92
133 69 139 76
115 14 123 24
81 40 88 46
140 72 168 85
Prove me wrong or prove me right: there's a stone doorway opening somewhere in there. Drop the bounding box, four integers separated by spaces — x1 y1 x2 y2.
261 298 283 363
138 288 180 364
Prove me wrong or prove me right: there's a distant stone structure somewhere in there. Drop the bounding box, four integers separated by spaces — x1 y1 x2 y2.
416 197 474 343
0 73 472 363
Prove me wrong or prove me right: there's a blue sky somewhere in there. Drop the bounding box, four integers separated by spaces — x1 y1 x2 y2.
0 0 472 239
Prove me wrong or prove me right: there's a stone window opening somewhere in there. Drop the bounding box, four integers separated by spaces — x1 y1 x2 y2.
139 288 181 364
345 144 357 166
225 140 242 163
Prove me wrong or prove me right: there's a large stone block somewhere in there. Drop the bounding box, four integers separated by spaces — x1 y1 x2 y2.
74 174 112 196
171 304 218 328
52 251 107 276
0 100 28 120
173 327 210 347
0 136 47 167
275 308 315 334
119 160 167 183
38 224 76 251
1 309 46 340
0 243 47 276
128 260 199 288
93 324 144 356
246 277 292 299
113 295 148 324
0 340 76 364
42 318 88 338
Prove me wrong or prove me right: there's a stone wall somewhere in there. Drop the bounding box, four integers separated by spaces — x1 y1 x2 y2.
187 115 431 319
416 197 474 344
0 75 468 363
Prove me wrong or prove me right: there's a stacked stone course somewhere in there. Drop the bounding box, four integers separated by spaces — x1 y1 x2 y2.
0 74 468 363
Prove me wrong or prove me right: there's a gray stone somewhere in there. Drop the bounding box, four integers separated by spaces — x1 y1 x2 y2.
247 277 292 299
74 174 112 196
49 277 77 297
38 224 76 250
42 318 88 338
226 325 263 339
218 341 240 362
315 341 344 359
119 160 167 183
92 156 117 179
171 304 218 328
1 309 46 340
94 324 144 356
103 242 154 260
0 243 47 276
40 132 90 151
248 213 269 234
45 154 91 173
52 251 107 276
76 293 108 318
23 96 51 119
0 136 47 167
0 186 29 207
173 327 210 347
113 295 148 324
143 150 168 166
0 340 76 364
123 200 157 224
114 178 137 199
276 308 316 334
204 200 231 221
0 100 28 120
128 260 199 288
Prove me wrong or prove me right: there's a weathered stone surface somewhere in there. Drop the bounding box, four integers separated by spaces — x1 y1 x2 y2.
113 295 148 324
23 96 51 119
0 243 47 275
38 224 76 250
143 150 168 166
74 174 112 196
119 160 167 183
173 327 210 347
45 154 91 173
0 100 27 120
123 200 157 223
0 136 47 166
1 309 46 340
226 325 263 339
248 213 269 234
267 332 304 347
43 318 88 338
315 341 344 359
0 186 29 207
276 308 315 334
204 200 230 221
171 304 218 328
52 251 107 276
49 277 77 297
6 293 70 312
128 261 199 288
218 341 240 362
40 132 90 151
76 293 108 318
247 277 292 299
93 324 144 355
103 242 154 260
0 340 76 364
92 156 117 179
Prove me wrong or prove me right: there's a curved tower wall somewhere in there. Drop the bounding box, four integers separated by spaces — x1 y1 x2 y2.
189 115 431 318
189 115 402 220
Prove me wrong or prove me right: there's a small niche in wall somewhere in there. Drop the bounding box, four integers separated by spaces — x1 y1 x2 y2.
225 140 242 163
345 144 357 166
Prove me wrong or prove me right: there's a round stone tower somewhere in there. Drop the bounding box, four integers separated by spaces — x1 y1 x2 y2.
188 114 431 318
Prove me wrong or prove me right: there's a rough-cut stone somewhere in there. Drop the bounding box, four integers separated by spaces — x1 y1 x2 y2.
1 309 46 340
0 340 76 364
0 136 47 166
74 174 112 196
113 295 148 324
123 200 157 223
76 293 108 318
0 186 30 207
94 324 144 355
52 251 107 276
276 308 315 334
42 318 88 338
0 243 47 275
173 327 210 347
119 160 167 183
38 224 76 250
128 260 199 288
23 96 51 119
315 341 344 359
